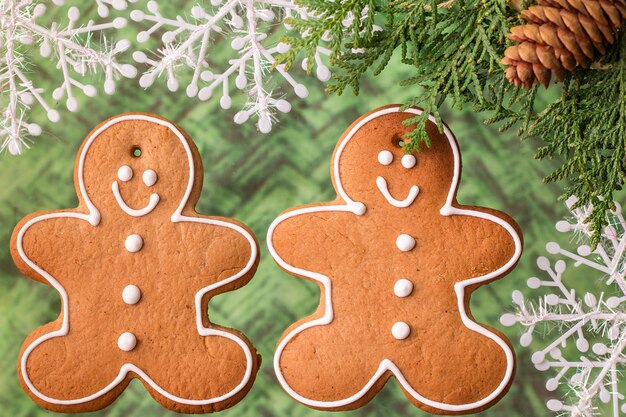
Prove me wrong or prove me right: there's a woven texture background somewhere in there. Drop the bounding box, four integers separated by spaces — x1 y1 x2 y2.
0 2 595 416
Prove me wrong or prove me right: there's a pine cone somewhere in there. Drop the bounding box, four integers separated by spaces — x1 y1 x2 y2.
502 0 626 88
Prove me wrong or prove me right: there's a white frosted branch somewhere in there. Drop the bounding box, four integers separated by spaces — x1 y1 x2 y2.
1 0 135 155
502 198 626 417
131 0 330 134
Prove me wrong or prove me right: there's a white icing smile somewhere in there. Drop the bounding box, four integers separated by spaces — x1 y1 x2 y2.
112 166 160 217
112 181 160 216
376 177 419 208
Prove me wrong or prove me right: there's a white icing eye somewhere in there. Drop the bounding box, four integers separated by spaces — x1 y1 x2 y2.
402 154 416 169
377 150 393 166
142 169 158 187
117 165 133 182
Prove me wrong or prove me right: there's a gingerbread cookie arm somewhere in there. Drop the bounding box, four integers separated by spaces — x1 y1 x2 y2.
267 203 364 277
440 205 522 285
173 216 258 292
11 210 96 286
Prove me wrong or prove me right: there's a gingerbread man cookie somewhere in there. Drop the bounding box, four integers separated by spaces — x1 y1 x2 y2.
11 114 260 413
268 106 523 414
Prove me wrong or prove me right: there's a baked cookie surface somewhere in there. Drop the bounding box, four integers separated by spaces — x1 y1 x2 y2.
268 105 522 414
11 113 260 413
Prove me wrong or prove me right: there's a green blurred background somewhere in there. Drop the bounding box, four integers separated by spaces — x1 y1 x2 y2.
0 1 608 416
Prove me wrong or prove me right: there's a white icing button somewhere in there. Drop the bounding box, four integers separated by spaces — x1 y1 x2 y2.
377 150 393 166
392 322 410 340
125 234 143 253
117 332 137 351
117 165 133 182
394 279 413 297
402 154 416 169
396 234 416 252
142 169 158 187
122 285 142 305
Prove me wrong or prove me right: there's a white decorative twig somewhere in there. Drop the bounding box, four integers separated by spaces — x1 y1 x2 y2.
95 0 138 18
130 0 330 133
501 196 626 417
0 0 136 155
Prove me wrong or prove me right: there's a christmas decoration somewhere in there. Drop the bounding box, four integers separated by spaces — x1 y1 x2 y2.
502 0 626 88
276 0 626 246
129 0 331 134
95 0 138 18
501 196 626 417
0 0 136 155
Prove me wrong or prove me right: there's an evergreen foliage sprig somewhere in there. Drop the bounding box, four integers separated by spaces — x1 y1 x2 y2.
277 0 626 246
532 39 626 240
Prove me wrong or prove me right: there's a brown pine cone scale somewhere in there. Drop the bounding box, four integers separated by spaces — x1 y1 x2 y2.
502 0 626 88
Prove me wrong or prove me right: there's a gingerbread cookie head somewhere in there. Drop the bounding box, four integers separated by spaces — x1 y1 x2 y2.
268 105 522 414
332 109 455 213
77 114 203 223
11 113 259 414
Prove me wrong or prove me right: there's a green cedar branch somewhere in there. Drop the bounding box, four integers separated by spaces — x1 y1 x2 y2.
277 0 626 245
531 34 626 248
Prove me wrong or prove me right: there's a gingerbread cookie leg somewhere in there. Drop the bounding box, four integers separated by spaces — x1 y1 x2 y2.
276 318 386 409
135 327 256 413
389 311 513 413
19 322 128 413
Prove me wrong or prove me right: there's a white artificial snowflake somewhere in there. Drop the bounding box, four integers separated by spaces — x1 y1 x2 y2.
94 0 137 18
501 196 626 417
129 0 331 134
0 0 136 155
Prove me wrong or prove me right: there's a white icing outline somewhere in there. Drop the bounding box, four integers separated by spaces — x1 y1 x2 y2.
267 106 522 412
16 114 257 407
112 180 160 217
376 176 419 208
